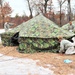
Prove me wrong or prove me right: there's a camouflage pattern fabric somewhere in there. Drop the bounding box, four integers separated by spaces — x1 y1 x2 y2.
19 14 74 38
62 21 75 33
3 14 75 38
18 37 59 53
1 33 14 46
1 14 75 53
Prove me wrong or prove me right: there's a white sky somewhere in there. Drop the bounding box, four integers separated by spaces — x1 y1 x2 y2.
5 0 30 17
5 0 75 17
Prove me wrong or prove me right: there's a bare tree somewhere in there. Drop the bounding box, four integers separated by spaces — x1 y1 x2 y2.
38 0 50 13
25 0 53 17
44 0 49 13
0 0 4 27
34 0 44 14
57 0 66 26
67 0 71 21
0 1 12 28
0 0 3 6
48 0 52 13
47 0 54 20
33 0 52 14
26 0 33 18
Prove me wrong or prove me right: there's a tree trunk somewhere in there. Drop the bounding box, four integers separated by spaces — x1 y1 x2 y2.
68 0 71 21
2 15 5 28
44 1 47 13
44 0 49 13
60 4 62 26
27 0 33 18
0 0 4 28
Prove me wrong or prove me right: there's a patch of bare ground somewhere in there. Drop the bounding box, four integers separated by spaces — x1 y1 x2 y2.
0 45 75 75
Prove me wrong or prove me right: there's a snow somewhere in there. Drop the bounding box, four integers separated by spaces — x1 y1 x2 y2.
0 29 5 34
0 29 5 43
0 29 12 34
0 54 55 75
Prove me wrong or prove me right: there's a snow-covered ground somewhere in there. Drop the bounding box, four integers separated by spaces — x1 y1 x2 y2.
0 29 5 34
0 54 55 75
0 29 5 43
0 29 12 34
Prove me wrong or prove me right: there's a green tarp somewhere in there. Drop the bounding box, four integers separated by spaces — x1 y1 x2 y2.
62 21 75 33
1 14 75 53
19 14 74 38
4 14 75 38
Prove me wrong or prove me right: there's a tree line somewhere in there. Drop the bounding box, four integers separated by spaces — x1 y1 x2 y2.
0 0 75 28
26 0 74 26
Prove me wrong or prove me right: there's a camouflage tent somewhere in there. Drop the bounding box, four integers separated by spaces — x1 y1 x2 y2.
1 14 75 53
62 21 75 33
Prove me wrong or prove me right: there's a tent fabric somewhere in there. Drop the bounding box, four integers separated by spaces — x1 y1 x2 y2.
19 14 74 38
1 14 75 51
5 14 75 38
62 21 75 31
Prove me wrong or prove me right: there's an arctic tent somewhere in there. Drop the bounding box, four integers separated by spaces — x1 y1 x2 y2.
1 14 75 53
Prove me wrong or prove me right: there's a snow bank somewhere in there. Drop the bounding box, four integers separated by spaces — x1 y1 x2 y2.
0 54 55 75
0 29 12 34
0 29 5 34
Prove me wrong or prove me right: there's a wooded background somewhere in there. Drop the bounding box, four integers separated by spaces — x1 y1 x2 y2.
0 0 75 28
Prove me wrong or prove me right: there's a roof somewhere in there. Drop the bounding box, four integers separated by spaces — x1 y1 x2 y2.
62 21 75 30
19 14 74 38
